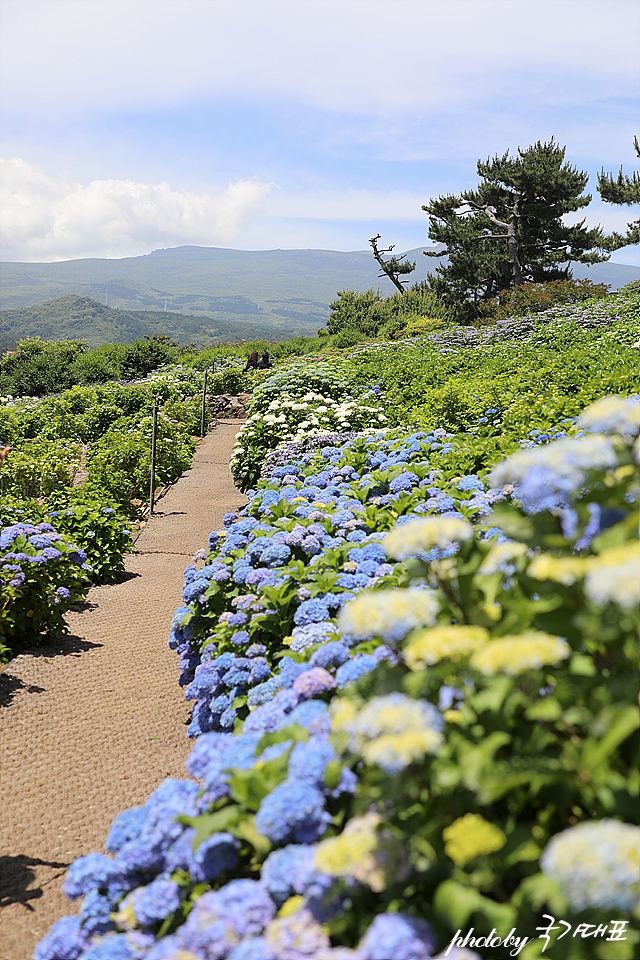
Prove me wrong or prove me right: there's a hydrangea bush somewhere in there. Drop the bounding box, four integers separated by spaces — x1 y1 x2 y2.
229 363 391 491
0 520 90 660
36 394 639 960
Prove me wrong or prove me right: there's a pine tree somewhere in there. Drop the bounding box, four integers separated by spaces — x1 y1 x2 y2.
422 139 609 319
369 235 416 293
597 136 640 248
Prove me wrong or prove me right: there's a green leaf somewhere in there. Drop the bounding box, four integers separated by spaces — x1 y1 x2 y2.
176 805 242 851
525 698 562 721
228 750 291 811
230 815 272 858
324 758 343 792
433 878 516 931
512 872 568 914
256 725 309 756
582 705 639 769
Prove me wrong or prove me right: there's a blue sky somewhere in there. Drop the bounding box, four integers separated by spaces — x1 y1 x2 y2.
1 0 638 264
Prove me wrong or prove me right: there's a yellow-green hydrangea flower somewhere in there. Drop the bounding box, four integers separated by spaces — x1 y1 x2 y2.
383 516 474 560
527 553 593 586
404 625 490 669
470 632 570 676
443 814 506 864
338 587 439 643
331 692 444 774
477 541 527 576
314 812 405 892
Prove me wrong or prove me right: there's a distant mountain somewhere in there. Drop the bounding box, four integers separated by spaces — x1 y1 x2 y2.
1 246 637 346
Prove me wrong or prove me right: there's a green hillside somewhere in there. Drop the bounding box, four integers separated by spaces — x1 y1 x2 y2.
0 296 324 351
1 246 637 349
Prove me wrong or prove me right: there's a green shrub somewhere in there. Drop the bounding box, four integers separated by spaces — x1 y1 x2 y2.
44 499 133 582
0 337 88 397
71 342 127 384
328 282 454 339
0 440 81 499
117 337 175 379
163 395 209 436
84 414 194 511
208 368 246 396
480 278 610 322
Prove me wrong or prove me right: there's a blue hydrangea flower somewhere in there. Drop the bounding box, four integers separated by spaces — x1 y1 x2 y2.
131 877 181 927
193 831 241 882
290 620 339 653
79 889 116 936
34 916 90 960
335 655 378 689
309 640 350 669
63 853 127 901
286 700 330 734
174 880 275 955
288 736 336 785
255 778 330 844
105 807 146 854
76 932 154 960
244 688 300 733
357 912 437 960
294 597 330 626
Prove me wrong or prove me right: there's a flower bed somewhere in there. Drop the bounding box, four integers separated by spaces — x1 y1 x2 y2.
0 365 213 660
36 394 640 960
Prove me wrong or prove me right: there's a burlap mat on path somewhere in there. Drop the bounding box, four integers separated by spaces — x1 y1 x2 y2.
0 422 246 960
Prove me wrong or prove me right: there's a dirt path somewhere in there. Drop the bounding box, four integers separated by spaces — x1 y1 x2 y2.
0 422 246 960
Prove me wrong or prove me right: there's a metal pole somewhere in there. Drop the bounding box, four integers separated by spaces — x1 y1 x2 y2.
149 395 159 515
200 368 208 439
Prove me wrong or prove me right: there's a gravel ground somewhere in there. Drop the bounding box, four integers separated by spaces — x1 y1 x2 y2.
0 422 246 960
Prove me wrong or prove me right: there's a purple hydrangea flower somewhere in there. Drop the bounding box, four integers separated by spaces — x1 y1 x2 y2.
292 667 336 700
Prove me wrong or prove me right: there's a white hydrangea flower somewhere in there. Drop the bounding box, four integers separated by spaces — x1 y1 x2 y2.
584 542 640 609
541 820 640 911
470 632 570 676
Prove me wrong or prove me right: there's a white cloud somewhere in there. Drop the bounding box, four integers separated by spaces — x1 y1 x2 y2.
266 188 428 221
1 0 637 120
0 158 273 260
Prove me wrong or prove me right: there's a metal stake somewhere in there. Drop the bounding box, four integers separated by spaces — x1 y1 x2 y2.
200 368 209 439
149 395 159 515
